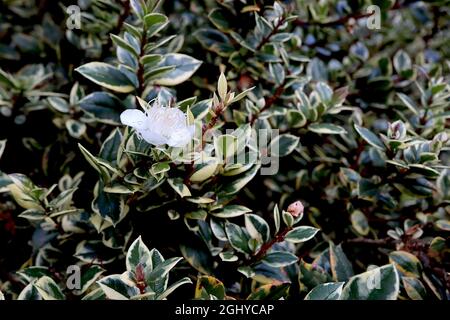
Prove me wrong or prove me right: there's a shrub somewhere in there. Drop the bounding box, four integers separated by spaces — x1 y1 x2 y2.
0 0 448 301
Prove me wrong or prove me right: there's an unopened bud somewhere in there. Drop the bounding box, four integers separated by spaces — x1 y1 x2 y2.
387 120 406 140
287 201 304 218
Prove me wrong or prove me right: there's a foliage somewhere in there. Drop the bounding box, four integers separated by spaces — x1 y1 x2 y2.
0 0 449 300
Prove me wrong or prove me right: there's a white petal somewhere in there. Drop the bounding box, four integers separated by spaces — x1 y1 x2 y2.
167 126 194 147
141 129 168 146
120 109 147 130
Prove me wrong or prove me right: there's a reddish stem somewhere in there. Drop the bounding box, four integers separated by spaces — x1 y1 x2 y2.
251 226 293 263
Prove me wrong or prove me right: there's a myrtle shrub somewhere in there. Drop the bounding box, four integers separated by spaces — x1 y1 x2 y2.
0 0 449 301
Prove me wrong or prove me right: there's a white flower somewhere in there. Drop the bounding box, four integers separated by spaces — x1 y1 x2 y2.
120 102 195 147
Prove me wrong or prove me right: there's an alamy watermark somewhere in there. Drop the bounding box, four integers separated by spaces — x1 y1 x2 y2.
66 5 81 30
366 5 381 30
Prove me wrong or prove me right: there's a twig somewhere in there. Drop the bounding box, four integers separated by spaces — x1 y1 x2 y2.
293 0 423 28
345 237 393 246
255 17 286 51
101 0 131 60
250 76 288 125
184 101 226 184
250 226 293 264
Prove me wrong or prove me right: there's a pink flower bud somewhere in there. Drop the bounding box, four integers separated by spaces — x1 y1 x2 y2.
287 201 304 217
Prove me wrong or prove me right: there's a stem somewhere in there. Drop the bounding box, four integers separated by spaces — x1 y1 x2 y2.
293 0 423 28
184 101 225 184
136 27 148 99
345 237 393 246
255 17 285 51
101 0 131 60
250 76 288 125
250 226 293 264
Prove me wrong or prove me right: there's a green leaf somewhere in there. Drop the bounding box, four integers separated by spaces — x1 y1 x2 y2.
329 243 354 282
269 63 285 86
167 178 191 198
146 257 183 283
237 266 256 278
273 204 280 234
220 164 260 195
270 134 299 157
143 13 168 37
97 275 140 300
126 236 152 274
393 50 412 73
17 267 52 282
195 276 226 300
354 124 385 150
110 34 139 57
73 265 105 296
78 92 124 124
0 139 5 160
309 123 347 135
18 283 41 300
185 209 207 220
34 276 65 300
7 174 43 210
18 208 46 221
81 287 106 300
287 110 307 128
305 282 344 300
247 283 289 300
436 219 450 231
92 181 128 226
144 65 175 81
75 62 135 93
341 264 400 300
389 251 422 278
225 222 251 254
285 226 319 243
157 277 192 300
130 0 146 18
190 160 218 183
195 28 234 57
350 210 370 236
147 248 168 295
397 92 419 115
66 119 86 139
402 277 426 300
78 144 111 183
180 240 214 275
262 251 298 268
140 54 163 67
153 54 202 86
150 162 170 177
208 8 230 32
214 134 238 160
47 97 70 113
219 251 238 262
283 211 294 228
217 72 227 101
245 213 270 243
0 68 17 88
99 128 122 163
210 205 251 218
437 169 450 199
231 87 255 104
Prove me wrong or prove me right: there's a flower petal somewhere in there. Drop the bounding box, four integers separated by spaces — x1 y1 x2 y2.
167 126 195 147
120 109 147 130
141 128 168 146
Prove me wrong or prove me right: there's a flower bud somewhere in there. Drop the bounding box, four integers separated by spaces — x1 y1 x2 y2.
287 200 304 218
387 120 406 140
